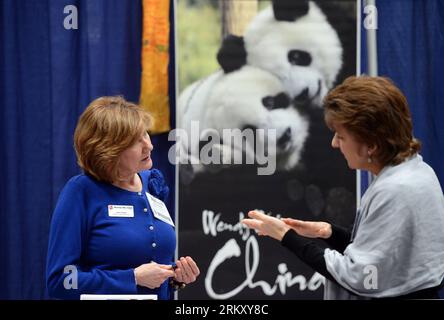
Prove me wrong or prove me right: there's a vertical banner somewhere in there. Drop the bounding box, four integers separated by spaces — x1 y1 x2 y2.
177 0 357 299
140 0 171 134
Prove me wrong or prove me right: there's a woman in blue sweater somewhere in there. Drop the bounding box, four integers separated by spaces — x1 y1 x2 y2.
46 96 199 300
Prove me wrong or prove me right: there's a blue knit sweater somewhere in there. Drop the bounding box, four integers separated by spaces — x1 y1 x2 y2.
46 169 175 300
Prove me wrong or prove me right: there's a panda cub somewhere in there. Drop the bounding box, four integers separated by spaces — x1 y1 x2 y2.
219 0 343 108
178 61 308 178
177 0 343 180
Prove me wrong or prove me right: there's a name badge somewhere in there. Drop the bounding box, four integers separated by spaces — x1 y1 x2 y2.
108 205 134 218
146 192 175 227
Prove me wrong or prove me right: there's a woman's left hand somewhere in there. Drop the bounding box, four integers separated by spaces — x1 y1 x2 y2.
173 256 200 284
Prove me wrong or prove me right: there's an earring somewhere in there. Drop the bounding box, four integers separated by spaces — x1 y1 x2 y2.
367 151 372 164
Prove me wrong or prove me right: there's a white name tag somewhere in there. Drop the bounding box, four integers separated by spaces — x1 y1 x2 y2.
108 205 134 218
146 192 174 227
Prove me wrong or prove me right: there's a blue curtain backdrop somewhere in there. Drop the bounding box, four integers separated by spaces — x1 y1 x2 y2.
361 0 444 191
0 0 175 299
377 0 444 190
361 0 444 297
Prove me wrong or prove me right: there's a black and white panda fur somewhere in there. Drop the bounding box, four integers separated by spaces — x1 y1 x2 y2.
177 0 343 180
218 0 343 107
178 64 308 178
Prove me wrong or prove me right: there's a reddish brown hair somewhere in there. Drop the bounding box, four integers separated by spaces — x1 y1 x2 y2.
324 76 420 166
74 96 152 183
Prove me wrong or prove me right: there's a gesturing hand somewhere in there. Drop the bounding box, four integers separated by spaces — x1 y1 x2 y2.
241 210 290 241
281 218 332 239
134 262 175 289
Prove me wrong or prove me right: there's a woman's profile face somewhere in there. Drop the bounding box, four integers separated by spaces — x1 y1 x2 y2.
117 131 154 177
331 123 369 171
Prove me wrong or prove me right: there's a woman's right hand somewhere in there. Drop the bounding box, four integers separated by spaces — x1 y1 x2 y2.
281 218 332 239
134 262 175 289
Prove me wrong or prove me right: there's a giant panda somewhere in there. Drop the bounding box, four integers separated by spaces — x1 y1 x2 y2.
178 62 309 180
177 0 344 181
177 1 356 300
218 0 343 108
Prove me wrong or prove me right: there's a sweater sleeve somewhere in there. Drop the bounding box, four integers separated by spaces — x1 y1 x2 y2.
46 179 137 300
323 224 351 253
281 230 337 282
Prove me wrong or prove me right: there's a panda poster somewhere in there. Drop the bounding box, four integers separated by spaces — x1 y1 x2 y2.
175 0 357 299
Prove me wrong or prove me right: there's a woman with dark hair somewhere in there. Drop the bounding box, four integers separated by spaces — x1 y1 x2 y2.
47 96 199 300
243 76 444 299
